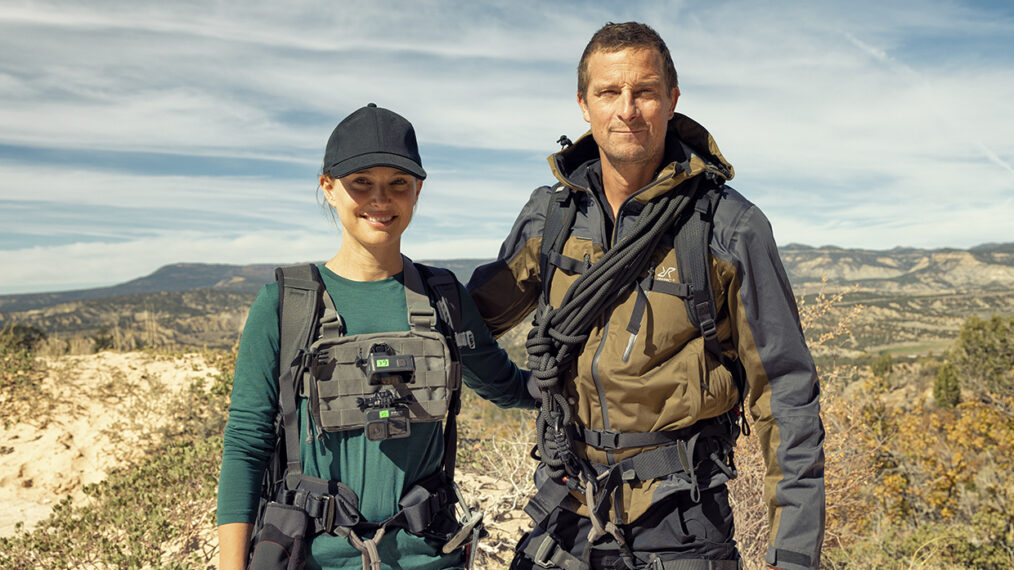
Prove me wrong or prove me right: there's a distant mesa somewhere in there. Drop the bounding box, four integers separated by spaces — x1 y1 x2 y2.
1 245 1012 316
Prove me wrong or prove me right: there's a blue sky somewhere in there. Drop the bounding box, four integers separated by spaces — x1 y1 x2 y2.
1 0 1012 294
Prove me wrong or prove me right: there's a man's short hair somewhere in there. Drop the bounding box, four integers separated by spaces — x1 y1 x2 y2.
577 22 678 98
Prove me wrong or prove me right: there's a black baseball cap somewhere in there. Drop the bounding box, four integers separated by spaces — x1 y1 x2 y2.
322 103 426 180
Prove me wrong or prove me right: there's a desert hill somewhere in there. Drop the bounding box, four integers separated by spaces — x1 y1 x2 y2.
782 242 1014 294
1 245 1012 356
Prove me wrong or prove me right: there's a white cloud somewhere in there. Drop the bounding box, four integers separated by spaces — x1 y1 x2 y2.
1 0 1013 293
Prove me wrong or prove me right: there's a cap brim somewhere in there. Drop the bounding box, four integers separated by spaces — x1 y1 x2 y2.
326 152 426 180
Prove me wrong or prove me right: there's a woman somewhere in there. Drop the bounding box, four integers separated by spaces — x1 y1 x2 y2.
217 103 534 570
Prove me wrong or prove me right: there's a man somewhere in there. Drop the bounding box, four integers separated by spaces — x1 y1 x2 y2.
467 22 824 570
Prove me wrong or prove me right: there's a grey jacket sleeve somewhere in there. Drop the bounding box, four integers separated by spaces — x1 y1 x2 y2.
714 196 826 569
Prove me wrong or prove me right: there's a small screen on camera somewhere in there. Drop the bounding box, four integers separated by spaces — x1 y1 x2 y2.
366 347 415 385
364 407 411 441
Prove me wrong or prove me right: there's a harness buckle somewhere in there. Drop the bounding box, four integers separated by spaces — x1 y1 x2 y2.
597 429 622 450
532 534 560 568
455 330 476 350
320 494 337 535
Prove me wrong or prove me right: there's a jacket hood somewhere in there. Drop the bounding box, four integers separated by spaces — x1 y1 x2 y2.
548 113 735 202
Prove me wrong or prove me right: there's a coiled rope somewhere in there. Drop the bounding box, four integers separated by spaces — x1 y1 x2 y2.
527 183 698 482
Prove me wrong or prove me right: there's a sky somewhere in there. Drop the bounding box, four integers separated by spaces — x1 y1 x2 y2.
1 0 1012 294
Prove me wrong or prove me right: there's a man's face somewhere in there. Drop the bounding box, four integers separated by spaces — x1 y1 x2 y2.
578 47 678 171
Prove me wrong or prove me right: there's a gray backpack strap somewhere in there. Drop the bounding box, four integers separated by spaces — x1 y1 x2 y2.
401 255 438 334
413 262 466 481
676 191 723 364
275 264 324 482
539 184 578 306
674 185 749 436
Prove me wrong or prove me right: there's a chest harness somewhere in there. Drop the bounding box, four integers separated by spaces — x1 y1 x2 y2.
247 258 482 570
522 159 749 569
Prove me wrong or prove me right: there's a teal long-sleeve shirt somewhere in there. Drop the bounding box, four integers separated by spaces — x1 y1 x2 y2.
217 264 534 570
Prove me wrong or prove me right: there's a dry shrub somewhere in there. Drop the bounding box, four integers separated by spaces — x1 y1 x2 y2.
729 380 877 569
729 279 874 568
874 397 1014 525
0 324 47 427
459 418 538 569
796 280 862 349
457 387 538 567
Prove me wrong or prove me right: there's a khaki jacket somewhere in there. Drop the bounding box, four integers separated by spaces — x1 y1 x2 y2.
468 114 825 570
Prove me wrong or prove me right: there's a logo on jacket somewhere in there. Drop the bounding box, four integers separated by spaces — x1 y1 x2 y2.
656 266 677 282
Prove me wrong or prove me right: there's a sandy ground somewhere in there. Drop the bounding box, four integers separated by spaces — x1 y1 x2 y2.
0 351 221 538
0 350 532 568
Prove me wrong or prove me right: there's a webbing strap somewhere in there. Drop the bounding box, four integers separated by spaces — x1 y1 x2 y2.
522 532 741 570
621 281 649 362
540 185 577 305
523 532 585 570
414 262 465 482
675 192 724 364
647 280 691 298
527 420 732 532
523 474 575 528
770 548 812 568
276 265 324 479
673 188 749 436
547 250 590 275
570 420 712 451
402 256 437 333
283 472 456 537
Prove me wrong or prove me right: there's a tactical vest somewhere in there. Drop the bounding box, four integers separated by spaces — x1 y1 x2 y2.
300 264 462 441
247 257 482 570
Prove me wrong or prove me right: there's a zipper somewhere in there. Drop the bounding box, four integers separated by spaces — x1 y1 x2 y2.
590 319 615 465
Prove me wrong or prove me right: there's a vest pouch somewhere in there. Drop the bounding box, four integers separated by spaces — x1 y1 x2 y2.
307 330 457 433
248 502 309 570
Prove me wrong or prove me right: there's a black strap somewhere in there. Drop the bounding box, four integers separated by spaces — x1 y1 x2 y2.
570 420 711 451
547 250 590 275
275 264 324 482
522 532 585 570
675 192 724 364
540 184 578 305
522 533 741 570
415 263 465 482
647 279 690 298
771 548 812 568
673 187 749 435
281 471 456 537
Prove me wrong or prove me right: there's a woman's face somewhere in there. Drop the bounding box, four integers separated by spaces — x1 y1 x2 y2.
320 166 422 249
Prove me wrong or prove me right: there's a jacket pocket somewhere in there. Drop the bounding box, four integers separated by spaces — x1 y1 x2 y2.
685 341 738 421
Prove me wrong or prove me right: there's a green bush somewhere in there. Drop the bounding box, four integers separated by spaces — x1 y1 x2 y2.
1 324 46 427
824 510 1014 569
933 362 961 408
950 315 1014 403
871 352 893 380
93 327 115 352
